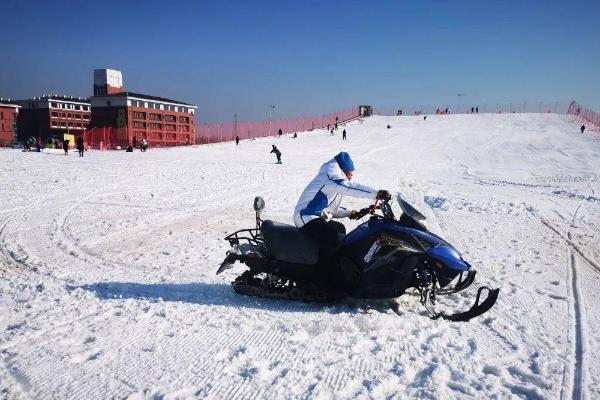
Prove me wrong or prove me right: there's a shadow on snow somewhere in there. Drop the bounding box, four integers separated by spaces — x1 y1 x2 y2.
67 281 398 315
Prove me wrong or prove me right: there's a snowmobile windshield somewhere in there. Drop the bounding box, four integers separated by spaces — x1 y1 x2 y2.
427 245 469 271
396 194 426 221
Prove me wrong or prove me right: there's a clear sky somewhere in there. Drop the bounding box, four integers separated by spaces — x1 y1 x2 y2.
1 0 599 122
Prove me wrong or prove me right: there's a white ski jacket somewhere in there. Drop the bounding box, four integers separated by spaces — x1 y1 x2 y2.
293 158 377 227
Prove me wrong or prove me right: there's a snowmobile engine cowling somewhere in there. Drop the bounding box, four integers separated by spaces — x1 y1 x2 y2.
427 246 469 271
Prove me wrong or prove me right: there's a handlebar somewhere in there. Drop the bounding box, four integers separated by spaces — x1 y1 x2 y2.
350 198 395 220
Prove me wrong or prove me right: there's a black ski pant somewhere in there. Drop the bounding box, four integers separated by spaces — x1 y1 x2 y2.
300 218 346 281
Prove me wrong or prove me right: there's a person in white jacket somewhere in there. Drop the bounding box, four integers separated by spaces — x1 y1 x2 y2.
294 152 391 270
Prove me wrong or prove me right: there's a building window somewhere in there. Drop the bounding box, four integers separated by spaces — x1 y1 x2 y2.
75 114 81 119
148 122 162 130
166 124 176 131
51 102 58 108
178 116 189 123
149 113 161 121
164 115 176 122
133 121 146 128
132 111 146 119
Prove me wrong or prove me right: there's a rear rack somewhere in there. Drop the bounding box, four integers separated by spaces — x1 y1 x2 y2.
225 227 264 247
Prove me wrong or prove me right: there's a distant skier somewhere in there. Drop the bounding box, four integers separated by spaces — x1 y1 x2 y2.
423 116 427 121
270 144 282 164
471 107 474 113
278 128 282 138
293 132 297 138
76 136 85 157
236 135 240 146
342 129 347 140
581 125 586 134
140 139 148 152
63 139 70 156
476 106 479 113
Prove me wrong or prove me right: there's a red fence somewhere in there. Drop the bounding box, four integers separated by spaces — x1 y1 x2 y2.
77 127 128 150
196 107 360 144
568 101 600 132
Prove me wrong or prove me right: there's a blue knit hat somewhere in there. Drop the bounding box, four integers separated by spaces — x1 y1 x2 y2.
334 152 355 172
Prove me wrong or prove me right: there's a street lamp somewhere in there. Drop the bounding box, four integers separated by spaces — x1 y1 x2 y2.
268 105 276 136
234 113 238 139
457 93 464 113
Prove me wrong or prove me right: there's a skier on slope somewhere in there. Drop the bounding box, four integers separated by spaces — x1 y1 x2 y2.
293 152 391 269
270 144 282 164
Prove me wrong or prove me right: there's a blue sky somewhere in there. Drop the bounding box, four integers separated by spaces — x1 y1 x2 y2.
1 0 599 122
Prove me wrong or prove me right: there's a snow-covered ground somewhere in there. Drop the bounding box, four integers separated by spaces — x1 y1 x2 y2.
1 113 599 399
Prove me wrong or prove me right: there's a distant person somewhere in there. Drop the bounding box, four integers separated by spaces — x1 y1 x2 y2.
327 123 330 132
140 139 148 152
132 135 137 148
76 136 84 157
386 124 391 129
423 116 427 121
63 139 70 156
342 129 347 140
581 125 586 134
270 144 282 164
293 132 297 138
278 128 282 138
330 128 334 136
36 138 41 152
235 135 240 146
471 107 474 113
334 122 338 130
476 106 479 113
445 108 448 114
126 146 133 152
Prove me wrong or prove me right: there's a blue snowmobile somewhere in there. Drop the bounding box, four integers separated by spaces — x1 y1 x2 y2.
217 194 499 322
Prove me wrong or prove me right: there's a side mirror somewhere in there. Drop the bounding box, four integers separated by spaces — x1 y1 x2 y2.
253 196 265 213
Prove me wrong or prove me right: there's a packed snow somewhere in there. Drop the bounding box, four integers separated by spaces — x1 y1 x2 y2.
1 113 599 399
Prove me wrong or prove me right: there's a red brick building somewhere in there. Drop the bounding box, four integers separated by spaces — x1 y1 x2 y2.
90 91 196 147
15 95 91 142
0 100 20 146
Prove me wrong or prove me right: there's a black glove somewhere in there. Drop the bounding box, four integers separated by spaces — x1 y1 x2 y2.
349 210 361 220
376 190 392 201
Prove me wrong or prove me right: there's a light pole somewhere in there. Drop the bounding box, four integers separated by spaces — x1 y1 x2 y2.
457 93 464 113
268 105 276 136
234 113 238 139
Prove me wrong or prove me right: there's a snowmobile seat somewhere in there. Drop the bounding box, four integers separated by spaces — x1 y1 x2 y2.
261 220 319 265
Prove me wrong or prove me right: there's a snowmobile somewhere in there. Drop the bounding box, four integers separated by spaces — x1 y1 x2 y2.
217 195 499 322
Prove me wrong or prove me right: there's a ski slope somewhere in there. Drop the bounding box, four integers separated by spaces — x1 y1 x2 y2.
1 113 599 399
